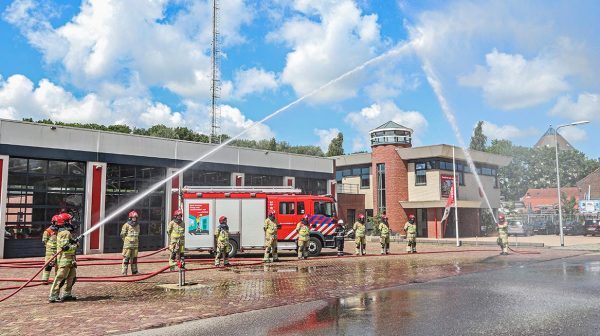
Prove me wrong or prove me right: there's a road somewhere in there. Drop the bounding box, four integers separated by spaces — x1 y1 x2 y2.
131 253 600 336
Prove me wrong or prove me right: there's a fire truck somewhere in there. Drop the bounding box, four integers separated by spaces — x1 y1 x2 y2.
177 186 338 257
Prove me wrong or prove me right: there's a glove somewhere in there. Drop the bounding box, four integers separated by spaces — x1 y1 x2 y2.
277 225 282 229
62 243 70 251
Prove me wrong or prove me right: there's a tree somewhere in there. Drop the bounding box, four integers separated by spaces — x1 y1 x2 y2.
561 192 578 215
268 137 277 151
469 121 487 151
326 132 344 157
107 125 132 134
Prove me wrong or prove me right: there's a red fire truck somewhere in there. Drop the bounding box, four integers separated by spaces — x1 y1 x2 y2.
178 187 338 256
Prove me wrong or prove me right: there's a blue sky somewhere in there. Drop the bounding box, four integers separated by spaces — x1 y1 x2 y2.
1 0 599 158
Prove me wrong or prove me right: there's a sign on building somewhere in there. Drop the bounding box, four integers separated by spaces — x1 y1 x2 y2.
579 200 600 214
441 175 455 198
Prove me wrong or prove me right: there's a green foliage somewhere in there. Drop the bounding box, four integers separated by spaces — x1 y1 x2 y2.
487 139 599 201
561 192 578 215
326 132 344 157
469 121 487 151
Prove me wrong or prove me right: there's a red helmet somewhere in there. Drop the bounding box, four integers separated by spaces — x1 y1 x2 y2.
219 215 227 224
51 215 59 224
498 213 506 222
358 214 365 220
173 209 183 217
61 213 73 222
408 214 416 220
268 210 276 217
128 211 139 219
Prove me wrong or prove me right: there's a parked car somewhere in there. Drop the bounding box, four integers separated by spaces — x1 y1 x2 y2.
562 221 585 236
583 219 600 236
507 220 533 236
532 220 550 235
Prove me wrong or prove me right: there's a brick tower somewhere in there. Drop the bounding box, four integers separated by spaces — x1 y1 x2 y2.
370 121 412 233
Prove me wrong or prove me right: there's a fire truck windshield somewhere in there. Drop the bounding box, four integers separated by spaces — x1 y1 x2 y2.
314 201 334 217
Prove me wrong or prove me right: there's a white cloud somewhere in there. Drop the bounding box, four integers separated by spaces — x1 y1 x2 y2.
459 50 570 110
218 105 275 140
269 0 383 102
4 0 252 98
345 101 427 150
559 126 587 143
233 67 278 99
0 74 183 127
481 121 538 140
314 128 340 152
549 93 600 121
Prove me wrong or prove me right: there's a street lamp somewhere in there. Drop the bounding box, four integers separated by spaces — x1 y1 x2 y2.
555 120 590 247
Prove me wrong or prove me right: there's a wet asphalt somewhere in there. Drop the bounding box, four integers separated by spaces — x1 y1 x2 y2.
129 253 600 336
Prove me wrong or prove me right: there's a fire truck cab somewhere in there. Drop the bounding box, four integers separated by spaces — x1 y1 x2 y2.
178 187 338 257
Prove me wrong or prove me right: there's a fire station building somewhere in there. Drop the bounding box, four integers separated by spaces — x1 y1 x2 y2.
0 119 335 258
334 121 511 237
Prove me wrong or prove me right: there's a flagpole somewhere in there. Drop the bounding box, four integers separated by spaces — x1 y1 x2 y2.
453 146 460 247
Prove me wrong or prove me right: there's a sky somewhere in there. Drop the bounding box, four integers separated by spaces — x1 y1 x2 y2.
1 0 599 158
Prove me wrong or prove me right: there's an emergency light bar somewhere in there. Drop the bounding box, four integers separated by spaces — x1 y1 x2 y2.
172 186 303 194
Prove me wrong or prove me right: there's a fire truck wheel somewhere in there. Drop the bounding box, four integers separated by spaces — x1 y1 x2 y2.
307 236 322 256
227 239 239 258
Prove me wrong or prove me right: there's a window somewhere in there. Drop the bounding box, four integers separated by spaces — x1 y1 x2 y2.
377 163 386 213
415 162 427 185
335 171 343 182
481 167 493 176
297 202 305 215
360 167 370 188
5 158 86 257
347 209 356 226
104 164 166 252
245 174 284 186
183 169 230 186
295 177 327 195
458 171 465 186
314 202 334 217
279 202 296 215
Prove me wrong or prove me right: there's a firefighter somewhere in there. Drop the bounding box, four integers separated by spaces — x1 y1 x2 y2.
353 214 367 255
48 213 78 303
404 214 417 253
497 213 509 255
41 215 60 283
263 211 279 263
120 211 140 275
296 215 311 260
167 209 185 271
214 216 230 266
334 219 346 256
379 215 391 255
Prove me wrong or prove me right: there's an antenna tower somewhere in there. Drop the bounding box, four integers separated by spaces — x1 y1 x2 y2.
210 0 221 144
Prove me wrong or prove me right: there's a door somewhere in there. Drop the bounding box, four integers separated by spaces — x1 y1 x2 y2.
184 199 215 249
417 208 428 237
241 198 266 247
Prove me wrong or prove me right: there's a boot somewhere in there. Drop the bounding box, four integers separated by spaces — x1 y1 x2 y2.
381 248 385 255
48 295 61 303
61 294 77 301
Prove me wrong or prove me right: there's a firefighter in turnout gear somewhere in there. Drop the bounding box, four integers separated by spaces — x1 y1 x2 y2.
48 213 78 303
263 211 279 263
335 219 346 256
379 214 391 255
120 211 140 275
167 209 185 270
353 214 367 255
214 216 230 266
41 215 60 283
404 214 417 253
497 213 509 255
296 215 311 259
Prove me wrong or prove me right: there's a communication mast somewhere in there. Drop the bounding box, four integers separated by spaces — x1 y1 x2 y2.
210 0 221 144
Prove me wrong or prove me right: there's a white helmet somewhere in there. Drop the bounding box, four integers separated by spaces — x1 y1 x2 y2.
337 219 344 225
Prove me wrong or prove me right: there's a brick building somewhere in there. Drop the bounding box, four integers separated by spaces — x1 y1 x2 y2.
577 167 600 200
335 121 511 238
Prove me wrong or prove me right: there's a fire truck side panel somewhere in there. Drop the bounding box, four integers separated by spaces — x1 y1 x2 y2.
183 199 215 250
216 199 241 234
240 198 267 248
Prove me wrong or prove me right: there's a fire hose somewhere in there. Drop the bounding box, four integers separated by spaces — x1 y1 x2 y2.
0 247 541 302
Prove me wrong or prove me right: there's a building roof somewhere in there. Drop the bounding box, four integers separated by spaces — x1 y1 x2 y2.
0 119 334 176
534 127 575 150
521 187 580 211
369 121 413 133
576 166 600 199
396 144 512 166
333 152 372 167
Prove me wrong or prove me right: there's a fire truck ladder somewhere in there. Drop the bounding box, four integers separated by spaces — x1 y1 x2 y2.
174 186 303 194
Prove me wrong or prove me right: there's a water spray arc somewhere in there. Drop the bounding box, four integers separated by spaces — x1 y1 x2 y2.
79 42 416 241
420 61 498 223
